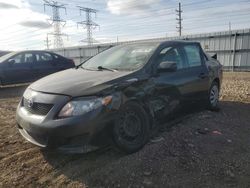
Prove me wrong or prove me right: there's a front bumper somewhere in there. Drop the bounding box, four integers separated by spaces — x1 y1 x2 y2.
16 89 114 152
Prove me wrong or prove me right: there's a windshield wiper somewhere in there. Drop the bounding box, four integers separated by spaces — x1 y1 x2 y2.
97 66 117 72
80 67 97 71
75 57 93 69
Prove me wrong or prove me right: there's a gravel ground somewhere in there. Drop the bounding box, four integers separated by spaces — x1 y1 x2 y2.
0 72 249 188
220 72 250 102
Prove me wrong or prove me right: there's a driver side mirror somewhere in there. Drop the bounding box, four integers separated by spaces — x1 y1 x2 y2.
157 61 177 72
8 59 15 65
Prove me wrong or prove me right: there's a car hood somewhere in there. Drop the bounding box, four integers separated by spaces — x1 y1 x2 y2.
29 68 133 97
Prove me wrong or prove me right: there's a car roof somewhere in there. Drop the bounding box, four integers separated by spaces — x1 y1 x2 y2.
160 40 199 45
121 40 199 48
10 50 64 58
13 50 54 54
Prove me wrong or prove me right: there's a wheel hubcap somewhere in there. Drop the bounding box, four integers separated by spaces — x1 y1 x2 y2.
118 111 143 142
210 85 219 106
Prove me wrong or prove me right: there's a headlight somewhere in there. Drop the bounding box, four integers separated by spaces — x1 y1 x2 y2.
58 96 112 118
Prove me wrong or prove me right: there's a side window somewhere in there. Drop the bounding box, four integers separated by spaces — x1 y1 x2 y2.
12 54 23 64
183 45 202 67
157 46 186 70
40 53 53 62
23 53 34 63
54 54 59 59
53 54 62 62
35 53 40 62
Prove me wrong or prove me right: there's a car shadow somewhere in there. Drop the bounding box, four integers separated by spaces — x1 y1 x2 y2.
41 146 124 186
41 100 250 187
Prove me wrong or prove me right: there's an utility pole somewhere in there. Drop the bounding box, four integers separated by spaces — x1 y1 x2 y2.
176 2 183 37
229 21 232 32
44 34 51 49
77 6 99 45
44 0 67 49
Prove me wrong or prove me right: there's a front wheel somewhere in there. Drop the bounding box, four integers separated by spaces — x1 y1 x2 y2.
208 82 220 111
112 102 150 154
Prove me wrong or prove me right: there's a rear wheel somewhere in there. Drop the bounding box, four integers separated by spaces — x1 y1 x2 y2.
112 102 150 154
208 82 220 111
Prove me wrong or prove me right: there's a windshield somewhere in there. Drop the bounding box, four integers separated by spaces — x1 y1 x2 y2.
82 44 158 71
0 52 16 63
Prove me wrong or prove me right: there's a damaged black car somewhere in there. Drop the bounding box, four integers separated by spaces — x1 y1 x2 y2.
16 41 222 153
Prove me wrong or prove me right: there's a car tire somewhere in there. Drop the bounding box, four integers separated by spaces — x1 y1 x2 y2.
112 101 150 154
207 81 220 111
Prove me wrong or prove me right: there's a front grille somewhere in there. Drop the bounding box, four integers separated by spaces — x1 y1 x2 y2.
23 98 53 116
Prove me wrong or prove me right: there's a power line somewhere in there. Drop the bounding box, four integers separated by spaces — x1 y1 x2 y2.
2 13 250 46
77 6 99 45
1 9 250 43
44 0 68 48
1 0 250 49
1 0 248 32
176 2 183 37
2 21 250 50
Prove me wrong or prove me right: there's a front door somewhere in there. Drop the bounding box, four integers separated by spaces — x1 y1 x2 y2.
3 53 34 84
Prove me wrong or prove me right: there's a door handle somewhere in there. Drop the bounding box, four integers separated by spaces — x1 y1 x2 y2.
198 73 207 79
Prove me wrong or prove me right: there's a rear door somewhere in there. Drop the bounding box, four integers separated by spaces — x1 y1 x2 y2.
52 53 74 69
33 52 59 80
3 52 34 84
181 43 210 100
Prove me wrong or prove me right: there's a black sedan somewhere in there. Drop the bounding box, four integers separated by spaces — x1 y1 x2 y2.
0 50 75 85
16 41 222 153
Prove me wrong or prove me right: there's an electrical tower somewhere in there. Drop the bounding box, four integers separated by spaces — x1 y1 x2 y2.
77 6 99 45
176 2 183 37
44 0 67 48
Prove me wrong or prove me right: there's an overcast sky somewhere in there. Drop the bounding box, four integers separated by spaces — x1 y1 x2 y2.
0 0 250 50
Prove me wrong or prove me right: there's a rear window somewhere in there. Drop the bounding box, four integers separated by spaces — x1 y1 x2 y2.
184 45 202 67
53 54 60 59
35 53 53 62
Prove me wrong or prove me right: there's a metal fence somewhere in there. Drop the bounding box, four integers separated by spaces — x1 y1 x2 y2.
52 28 250 71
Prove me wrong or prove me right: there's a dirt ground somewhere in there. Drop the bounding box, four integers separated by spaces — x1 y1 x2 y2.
0 72 249 188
